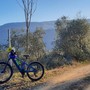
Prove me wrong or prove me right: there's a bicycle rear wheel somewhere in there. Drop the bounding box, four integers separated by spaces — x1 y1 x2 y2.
0 62 13 84
27 62 44 81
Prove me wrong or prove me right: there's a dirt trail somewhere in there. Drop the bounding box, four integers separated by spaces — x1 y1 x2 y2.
31 64 90 90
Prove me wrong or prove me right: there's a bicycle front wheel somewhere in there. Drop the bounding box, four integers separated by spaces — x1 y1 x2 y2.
0 62 13 84
27 62 44 81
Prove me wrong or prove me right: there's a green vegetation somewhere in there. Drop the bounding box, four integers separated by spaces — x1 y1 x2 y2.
54 16 90 61
10 27 46 61
1 16 90 70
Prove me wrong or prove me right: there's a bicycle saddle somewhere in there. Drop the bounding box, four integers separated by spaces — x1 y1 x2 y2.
23 54 30 59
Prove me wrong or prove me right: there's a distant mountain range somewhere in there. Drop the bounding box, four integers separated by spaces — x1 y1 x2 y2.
1 19 90 50
0 21 56 50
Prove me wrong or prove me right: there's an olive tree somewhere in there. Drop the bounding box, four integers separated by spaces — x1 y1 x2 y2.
55 17 90 61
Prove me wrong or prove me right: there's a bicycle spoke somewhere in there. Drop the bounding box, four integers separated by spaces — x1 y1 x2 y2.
27 62 44 81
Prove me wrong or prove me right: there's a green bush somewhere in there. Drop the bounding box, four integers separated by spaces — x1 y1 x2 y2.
39 53 72 70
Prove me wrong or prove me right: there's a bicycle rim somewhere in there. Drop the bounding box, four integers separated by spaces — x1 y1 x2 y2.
27 62 44 81
0 62 13 84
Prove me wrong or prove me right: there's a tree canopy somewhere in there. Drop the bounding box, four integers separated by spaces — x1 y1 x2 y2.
54 17 90 61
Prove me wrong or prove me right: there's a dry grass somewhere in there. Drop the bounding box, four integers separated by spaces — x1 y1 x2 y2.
0 61 90 90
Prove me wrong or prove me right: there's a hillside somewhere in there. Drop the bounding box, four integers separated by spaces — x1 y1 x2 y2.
0 21 55 50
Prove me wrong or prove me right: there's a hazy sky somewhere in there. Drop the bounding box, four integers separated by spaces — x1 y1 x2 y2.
0 0 90 25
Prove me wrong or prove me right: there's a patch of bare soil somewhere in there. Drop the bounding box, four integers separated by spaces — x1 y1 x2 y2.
31 64 90 90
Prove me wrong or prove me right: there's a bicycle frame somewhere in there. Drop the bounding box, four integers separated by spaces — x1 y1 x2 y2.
6 55 37 75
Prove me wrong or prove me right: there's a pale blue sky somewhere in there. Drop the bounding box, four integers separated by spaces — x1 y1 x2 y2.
0 0 90 25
